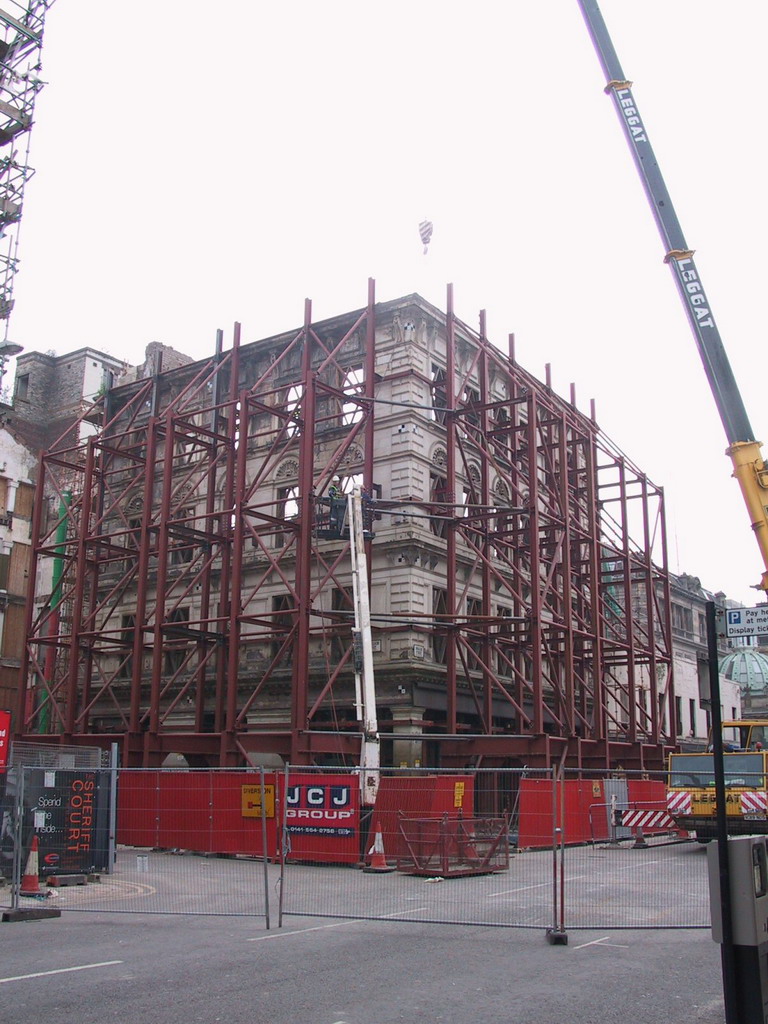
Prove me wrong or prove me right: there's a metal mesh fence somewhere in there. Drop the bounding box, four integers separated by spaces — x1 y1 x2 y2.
278 853 554 929
1 766 274 921
559 837 710 929
278 767 554 930
556 767 710 930
53 845 277 919
0 763 712 930
9 741 106 769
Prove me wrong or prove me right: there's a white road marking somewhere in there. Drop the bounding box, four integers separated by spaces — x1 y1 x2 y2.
0 960 124 984
491 882 550 895
609 859 660 870
249 920 361 941
573 936 629 950
248 907 429 941
384 907 429 916
491 875 586 896
573 936 610 949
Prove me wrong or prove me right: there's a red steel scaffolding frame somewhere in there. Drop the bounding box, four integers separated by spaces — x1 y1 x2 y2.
17 282 675 771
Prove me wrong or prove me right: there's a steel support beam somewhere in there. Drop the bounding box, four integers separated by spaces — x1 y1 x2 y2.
18 286 673 774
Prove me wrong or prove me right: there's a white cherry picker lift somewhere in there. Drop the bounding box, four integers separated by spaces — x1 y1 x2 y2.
319 484 379 807
348 486 380 808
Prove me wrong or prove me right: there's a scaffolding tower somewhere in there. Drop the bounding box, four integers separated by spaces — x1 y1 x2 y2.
18 283 675 772
0 1 54 335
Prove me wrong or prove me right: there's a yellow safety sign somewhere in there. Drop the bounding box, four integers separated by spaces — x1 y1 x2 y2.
241 784 275 818
454 782 465 808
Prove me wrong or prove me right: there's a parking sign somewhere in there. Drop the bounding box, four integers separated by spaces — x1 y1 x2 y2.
724 606 768 638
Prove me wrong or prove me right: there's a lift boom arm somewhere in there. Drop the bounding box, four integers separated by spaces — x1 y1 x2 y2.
348 487 380 806
577 0 768 590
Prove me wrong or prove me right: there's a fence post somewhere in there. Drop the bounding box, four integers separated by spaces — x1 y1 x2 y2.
107 743 119 874
277 763 289 928
260 766 270 930
10 766 23 911
546 765 568 945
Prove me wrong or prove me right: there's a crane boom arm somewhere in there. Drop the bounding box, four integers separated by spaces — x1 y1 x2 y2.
577 0 768 590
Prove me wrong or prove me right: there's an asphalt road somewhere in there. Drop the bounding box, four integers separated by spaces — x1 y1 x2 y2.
0 911 725 1024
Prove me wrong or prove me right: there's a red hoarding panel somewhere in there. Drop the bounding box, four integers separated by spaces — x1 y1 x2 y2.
211 772 278 857
518 778 556 849
116 770 159 848
117 771 360 864
627 778 666 807
564 780 609 844
156 771 212 851
372 775 475 859
122 773 667 855
517 779 608 848
0 708 10 770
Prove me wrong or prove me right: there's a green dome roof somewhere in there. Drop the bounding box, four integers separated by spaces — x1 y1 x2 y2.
721 649 768 694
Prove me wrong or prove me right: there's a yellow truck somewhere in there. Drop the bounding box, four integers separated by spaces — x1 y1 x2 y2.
667 721 768 841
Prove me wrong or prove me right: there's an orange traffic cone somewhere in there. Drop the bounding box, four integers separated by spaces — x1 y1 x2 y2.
20 835 43 896
363 821 396 873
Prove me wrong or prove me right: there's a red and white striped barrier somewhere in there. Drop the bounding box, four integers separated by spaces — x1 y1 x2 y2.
741 791 768 816
668 789 768 819
666 791 692 816
621 808 675 831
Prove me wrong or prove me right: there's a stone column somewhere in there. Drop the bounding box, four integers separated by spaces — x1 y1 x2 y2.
390 706 426 768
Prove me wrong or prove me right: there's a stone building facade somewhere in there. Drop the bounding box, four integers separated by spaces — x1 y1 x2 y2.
0 347 128 726
0 343 191 727
666 573 741 750
12 347 128 449
0 417 37 719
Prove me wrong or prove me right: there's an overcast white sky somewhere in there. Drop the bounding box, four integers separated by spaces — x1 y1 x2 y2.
6 0 768 607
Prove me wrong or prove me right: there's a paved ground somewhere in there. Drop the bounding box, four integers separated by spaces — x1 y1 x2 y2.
0 840 725 1023
1 837 711 929
0 910 725 1024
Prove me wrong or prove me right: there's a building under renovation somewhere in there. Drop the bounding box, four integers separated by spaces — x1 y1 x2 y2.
15 284 676 771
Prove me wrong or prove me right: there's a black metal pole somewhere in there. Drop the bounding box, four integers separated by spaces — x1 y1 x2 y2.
706 600 739 1023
